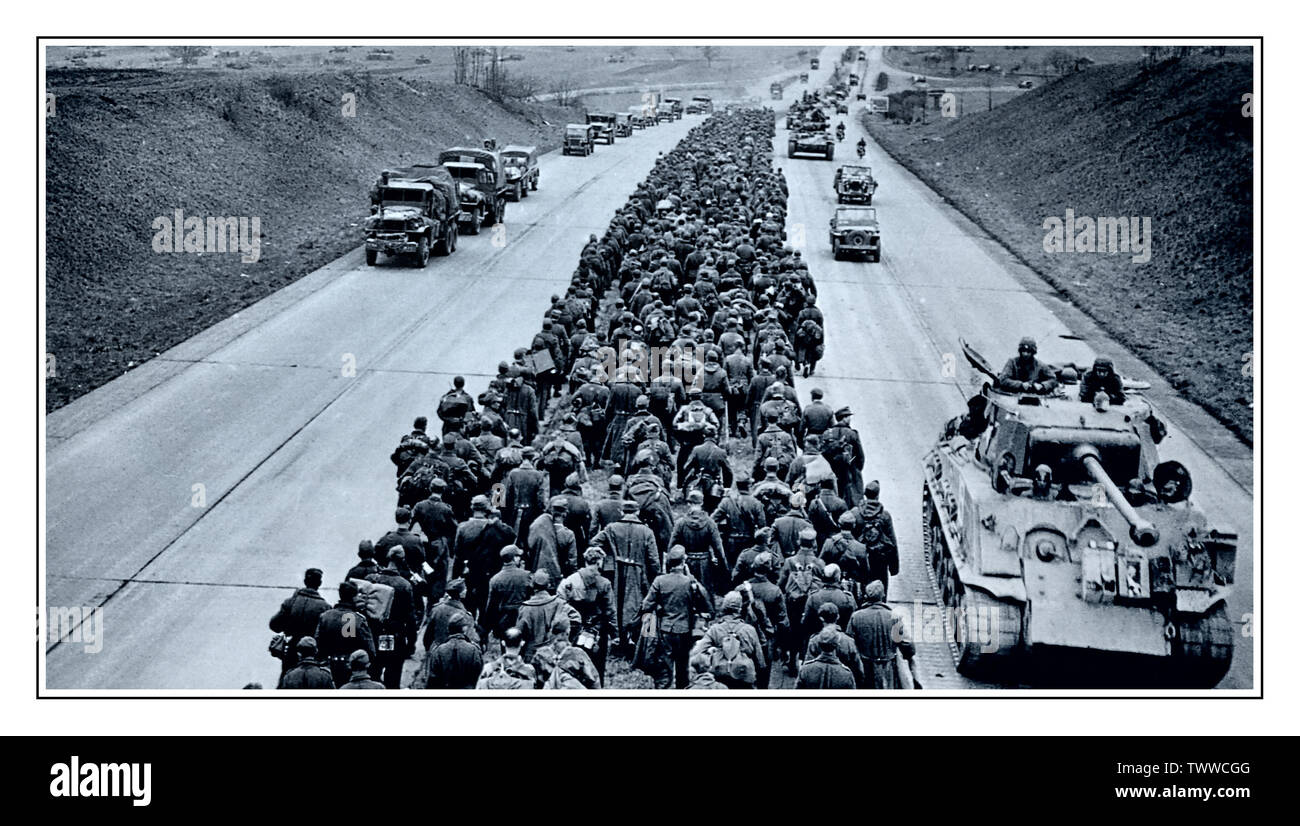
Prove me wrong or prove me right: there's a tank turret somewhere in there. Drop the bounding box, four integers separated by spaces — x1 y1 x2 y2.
921 340 1236 686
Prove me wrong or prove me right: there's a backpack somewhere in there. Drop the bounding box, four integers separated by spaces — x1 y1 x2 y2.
821 426 855 466
397 462 439 504
708 622 755 682
437 391 471 422
349 578 395 624
798 319 824 345
762 431 796 468
785 559 820 600
480 658 534 690
859 511 893 561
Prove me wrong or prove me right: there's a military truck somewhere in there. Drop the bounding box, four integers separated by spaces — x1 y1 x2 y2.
922 341 1237 686
586 112 618 144
810 57 820 69
788 128 835 160
834 165 877 205
614 112 633 137
436 146 509 234
659 97 683 121
687 94 714 114
770 82 783 100
364 165 459 267
628 107 652 129
500 145 539 201
563 123 596 156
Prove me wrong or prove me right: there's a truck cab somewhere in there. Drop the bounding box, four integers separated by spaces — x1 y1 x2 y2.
436 146 508 234
687 95 714 114
585 112 618 144
500 145 539 200
563 123 596 156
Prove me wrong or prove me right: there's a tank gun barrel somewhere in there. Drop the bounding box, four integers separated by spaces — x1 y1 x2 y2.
1073 445 1158 547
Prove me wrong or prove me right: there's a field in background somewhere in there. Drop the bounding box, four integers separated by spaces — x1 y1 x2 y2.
864 54 1254 441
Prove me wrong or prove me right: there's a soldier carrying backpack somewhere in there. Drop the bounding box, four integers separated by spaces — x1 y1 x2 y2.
854 480 899 593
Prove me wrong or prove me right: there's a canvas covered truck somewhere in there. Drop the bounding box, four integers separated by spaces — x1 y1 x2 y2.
501 145 539 200
436 147 509 235
365 165 459 267
614 112 634 137
770 81 783 100
834 165 877 204
629 107 652 129
659 96 683 121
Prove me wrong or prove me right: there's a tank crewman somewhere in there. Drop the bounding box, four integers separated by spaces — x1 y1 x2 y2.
1079 356 1126 406
996 336 1058 395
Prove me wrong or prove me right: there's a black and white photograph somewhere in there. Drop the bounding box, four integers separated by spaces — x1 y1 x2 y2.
36 33 1261 700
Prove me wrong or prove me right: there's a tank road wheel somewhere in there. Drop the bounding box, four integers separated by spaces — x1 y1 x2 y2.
415 236 430 268
365 249 378 267
954 586 1024 678
1171 605 1234 687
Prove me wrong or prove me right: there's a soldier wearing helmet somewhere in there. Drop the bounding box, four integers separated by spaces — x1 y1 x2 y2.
996 336 1058 395
1079 356 1126 406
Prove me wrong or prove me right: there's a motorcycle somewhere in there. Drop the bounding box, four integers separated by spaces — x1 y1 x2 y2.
856 142 866 159
835 124 846 142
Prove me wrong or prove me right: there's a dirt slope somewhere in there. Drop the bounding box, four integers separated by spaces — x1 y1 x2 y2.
865 56 1254 442
45 68 579 410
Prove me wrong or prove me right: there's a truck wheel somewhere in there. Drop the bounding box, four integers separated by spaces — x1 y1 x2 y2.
531 177 538 191
865 195 872 205
365 249 378 266
415 237 430 268
435 225 456 256
467 209 482 235
826 147 835 160
831 239 841 260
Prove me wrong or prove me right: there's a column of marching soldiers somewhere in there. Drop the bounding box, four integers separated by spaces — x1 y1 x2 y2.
269 108 920 690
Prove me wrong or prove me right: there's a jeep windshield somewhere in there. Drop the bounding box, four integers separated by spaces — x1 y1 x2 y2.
836 207 877 225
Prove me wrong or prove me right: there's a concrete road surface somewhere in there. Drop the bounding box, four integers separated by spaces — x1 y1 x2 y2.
769 46 1254 689
44 115 697 689
45 45 1255 691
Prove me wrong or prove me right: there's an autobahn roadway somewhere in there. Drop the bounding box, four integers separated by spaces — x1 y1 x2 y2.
44 45 1255 692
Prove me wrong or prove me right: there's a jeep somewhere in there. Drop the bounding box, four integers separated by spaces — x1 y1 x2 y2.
828 206 881 261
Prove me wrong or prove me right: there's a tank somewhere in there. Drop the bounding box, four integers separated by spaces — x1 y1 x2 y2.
921 341 1237 686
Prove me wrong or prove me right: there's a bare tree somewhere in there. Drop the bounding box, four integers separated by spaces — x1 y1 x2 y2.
168 46 210 66
699 45 719 68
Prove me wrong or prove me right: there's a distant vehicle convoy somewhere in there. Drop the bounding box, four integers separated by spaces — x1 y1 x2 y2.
366 93 677 265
